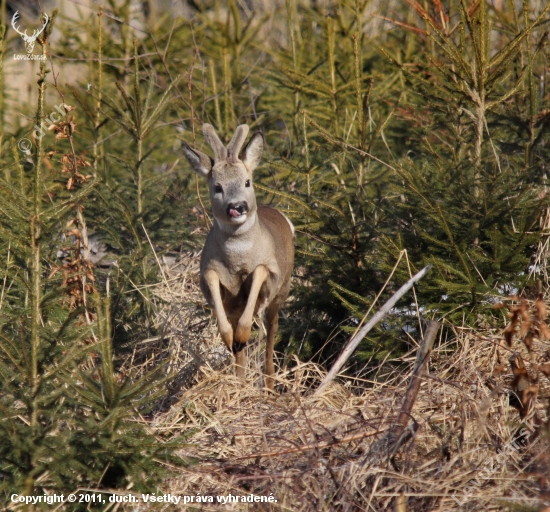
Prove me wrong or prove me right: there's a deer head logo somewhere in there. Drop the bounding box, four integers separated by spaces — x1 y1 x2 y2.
12 11 49 55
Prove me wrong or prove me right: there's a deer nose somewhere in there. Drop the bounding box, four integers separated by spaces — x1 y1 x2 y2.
227 202 249 218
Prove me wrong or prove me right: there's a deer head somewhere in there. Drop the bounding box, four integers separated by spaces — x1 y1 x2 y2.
182 124 264 233
12 11 49 55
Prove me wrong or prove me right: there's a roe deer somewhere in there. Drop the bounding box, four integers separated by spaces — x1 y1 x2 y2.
181 124 294 390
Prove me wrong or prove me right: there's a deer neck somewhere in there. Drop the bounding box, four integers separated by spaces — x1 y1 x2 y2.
213 210 260 247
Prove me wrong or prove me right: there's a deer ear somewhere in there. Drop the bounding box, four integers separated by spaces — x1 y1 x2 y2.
181 141 213 178
241 132 264 173
203 123 227 161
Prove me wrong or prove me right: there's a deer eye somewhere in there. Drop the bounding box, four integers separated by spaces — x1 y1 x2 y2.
245 180 251 188
214 184 223 194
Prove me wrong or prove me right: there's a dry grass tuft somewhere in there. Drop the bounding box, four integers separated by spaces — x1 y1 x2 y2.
143 253 550 511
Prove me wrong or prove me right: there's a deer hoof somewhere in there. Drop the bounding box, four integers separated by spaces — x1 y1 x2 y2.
219 326 234 351
235 323 251 344
232 341 246 354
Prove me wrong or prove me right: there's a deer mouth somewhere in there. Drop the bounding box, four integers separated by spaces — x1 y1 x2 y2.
227 203 249 222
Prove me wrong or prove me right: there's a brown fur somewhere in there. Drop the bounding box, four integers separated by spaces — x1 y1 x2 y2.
182 125 295 390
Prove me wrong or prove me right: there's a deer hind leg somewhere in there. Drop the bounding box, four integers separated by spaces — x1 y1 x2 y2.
265 304 279 391
203 269 233 351
234 345 247 381
234 265 269 345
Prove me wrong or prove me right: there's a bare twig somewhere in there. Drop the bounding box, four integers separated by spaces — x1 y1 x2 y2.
367 320 439 465
317 264 433 391
229 429 384 461
395 320 440 430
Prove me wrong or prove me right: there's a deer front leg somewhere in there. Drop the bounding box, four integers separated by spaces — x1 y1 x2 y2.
234 265 269 345
203 269 233 352
229 316 247 381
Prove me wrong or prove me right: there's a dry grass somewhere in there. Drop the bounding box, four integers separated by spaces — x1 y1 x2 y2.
140 253 550 511
117 252 230 402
